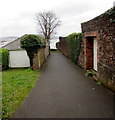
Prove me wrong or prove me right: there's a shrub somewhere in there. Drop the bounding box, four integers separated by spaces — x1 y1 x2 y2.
97 81 102 85
0 48 9 70
20 34 46 48
86 72 94 77
67 33 82 63
20 34 46 66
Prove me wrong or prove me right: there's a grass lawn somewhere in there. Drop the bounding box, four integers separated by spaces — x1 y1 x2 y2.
50 49 60 53
2 68 39 119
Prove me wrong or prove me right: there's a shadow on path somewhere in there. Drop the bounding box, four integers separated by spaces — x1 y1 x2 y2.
13 53 113 118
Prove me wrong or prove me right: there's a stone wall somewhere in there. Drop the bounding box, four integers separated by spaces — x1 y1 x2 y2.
77 38 85 68
45 45 50 59
80 7 115 91
33 46 49 70
58 37 69 57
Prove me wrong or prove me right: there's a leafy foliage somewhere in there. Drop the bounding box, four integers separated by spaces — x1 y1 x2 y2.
20 34 45 48
67 33 82 63
86 72 94 77
0 48 9 70
20 34 46 66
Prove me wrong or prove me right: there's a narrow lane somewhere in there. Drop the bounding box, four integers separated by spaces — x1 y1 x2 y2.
13 53 113 118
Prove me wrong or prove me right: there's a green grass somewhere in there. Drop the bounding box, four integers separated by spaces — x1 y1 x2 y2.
0 71 2 119
2 68 39 119
50 49 60 53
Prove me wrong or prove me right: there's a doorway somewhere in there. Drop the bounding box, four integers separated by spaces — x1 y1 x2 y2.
93 38 97 71
85 37 97 71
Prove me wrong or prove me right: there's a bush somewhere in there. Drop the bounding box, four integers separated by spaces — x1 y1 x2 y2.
86 72 94 77
20 34 46 66
0 48 9 70
67 33 82 63
20 34 46 49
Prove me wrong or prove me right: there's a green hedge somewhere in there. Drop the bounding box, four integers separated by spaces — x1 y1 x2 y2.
20 34 46 66
67 33 82 64
20 34 46 49
0 48 9 70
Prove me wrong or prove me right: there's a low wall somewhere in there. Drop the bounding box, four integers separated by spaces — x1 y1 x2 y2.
45 45 50 59
33 46 49 70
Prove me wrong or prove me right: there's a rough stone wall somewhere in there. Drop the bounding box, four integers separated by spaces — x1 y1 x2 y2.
33 46 49 70
38 48 46 67
59 37 69 57
78 38 85 68
33 52 39 70
80 7 115 91
45 45 50 59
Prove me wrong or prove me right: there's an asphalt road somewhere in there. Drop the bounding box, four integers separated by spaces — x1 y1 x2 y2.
13 53 113 118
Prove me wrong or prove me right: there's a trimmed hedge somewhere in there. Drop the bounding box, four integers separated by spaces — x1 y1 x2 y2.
0 48 9 70
20 34 46 66
20 34 46 49
67 33 82 64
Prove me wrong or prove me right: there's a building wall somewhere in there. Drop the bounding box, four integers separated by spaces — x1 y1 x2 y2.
80 7 115 91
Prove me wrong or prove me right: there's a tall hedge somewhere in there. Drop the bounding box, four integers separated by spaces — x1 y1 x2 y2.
20 34 46 66
0 48 9 70
67 33 82 64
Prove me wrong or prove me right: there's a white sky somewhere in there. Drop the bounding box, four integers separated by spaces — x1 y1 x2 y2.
0 0 114 38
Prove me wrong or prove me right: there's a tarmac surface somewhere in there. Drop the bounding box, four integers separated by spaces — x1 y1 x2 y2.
13 53 113 118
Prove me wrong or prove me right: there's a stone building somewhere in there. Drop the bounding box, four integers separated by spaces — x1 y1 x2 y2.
79 7 115 91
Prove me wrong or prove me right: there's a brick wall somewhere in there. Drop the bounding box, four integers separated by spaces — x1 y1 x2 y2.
80 7 115 91
59 37 69 57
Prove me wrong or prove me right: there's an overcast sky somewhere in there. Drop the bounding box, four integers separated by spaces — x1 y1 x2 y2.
0 0 114 38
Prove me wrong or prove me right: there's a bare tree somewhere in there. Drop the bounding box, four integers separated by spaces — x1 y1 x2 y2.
36 11 61 45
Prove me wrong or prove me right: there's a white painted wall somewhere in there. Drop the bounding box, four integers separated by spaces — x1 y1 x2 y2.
9 50 30 68
93 38 97 71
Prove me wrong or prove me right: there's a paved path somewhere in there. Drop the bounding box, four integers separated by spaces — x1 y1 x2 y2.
13 53 113 118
